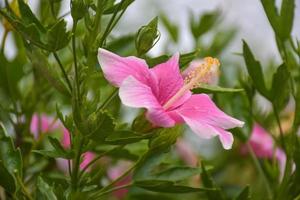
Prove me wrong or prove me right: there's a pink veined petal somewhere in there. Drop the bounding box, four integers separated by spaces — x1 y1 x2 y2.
119 76 161 109
173 94 243 149
150 53 185 105
177 94 244 129
146 108 175 127
30 114 60 139
98 48 154 87
214 127 234 150
62 128 71 148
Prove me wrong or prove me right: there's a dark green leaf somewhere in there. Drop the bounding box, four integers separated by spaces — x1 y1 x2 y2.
201 163 225 200
48 136 73 159
46 19 70 51
17 0 45 31
192 84 243 94
0 123 23 178
279 0 295 39
0 161 16 193
294 84 300 129
242 40 270 99
270 63 290 109
179 50 199 68
134 180 212 193
260 0 281 37
105 131 147 145
235 186 251 200
36 176 57 200
153 166 201 182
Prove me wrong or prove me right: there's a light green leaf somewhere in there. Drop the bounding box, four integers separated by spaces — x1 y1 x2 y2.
36 177 57 200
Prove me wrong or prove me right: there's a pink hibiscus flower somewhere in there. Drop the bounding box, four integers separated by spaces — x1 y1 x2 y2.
30 114 95 171
97 49 244 149
241 123 286 176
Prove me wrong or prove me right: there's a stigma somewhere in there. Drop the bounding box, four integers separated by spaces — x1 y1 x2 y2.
163 57 220 110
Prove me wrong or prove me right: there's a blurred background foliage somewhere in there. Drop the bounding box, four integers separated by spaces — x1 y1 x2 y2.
0 0 300 199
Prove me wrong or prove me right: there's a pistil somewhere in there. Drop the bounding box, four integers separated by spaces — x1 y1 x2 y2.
163 57 220 110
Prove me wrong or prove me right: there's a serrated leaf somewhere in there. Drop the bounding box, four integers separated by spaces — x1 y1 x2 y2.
0 123 23 178
46 19 70 51
134 180 212 193
242 41 270 99
193 84 243 94
36 176 57 200
235 186 251 200
270 63 290 109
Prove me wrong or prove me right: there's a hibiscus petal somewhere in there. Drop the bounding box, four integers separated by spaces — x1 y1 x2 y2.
119 76 160 108
177 94 244 129
98 48 152 87
214 127 234 150
150 53 185 105
146 108 175 127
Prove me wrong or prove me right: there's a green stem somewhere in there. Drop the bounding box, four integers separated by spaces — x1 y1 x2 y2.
99 0 125 47
71 139 84 191
1 29 8 53
16 175 33 200
246 142 272 199
96 88 118 112
273 105 286 151
72 20 80 101
53 52 73 92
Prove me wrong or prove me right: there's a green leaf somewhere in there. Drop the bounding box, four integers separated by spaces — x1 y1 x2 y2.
153 166 201 182
179 50 199 68
192 84 244 94
201 163 225 200
134 180 212 193
260 0 281 36
135 17 159 56
17 0 45 32
149 126 182 153
160 14 178 42
242 40 270 99
146 50 199 68
190 11 219 39
46 19 71 51
294 84 300 129
103 0 135 15
235 186 251 200
279 0 295 40
270 63 290 109
105 131 147 145
48 136 73 159
36 177 57 200
0 123 23 178
0 161 16 193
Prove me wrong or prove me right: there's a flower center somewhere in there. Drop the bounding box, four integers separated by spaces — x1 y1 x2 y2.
163 57 220 110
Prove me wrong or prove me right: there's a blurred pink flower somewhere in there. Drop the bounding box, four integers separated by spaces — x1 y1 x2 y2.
30 113 95 171
241 123 286 176
98 49 244 149
107 161 132 199
30 114 60 139
175 139 198 166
